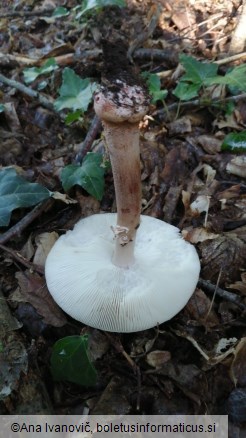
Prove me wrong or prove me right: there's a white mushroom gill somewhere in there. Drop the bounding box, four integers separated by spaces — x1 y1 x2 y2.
45 214 200 332
45 79 200 333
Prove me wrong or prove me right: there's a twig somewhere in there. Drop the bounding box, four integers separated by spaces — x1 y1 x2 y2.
104 332 139 374
0 73 54 110
0 199 54 245
0 53 35 68
154 92 246 117
215 51 246 65
173 329 210 361
132 48 246 71
103 331 142 410
75 115 102 163
0 50 102 68
194 12 225 29
0 47 179 69
198 278 246 311
133 48 178 66
0 9 54 18
0 243 44 274
205 268 222 319
127 5 161 62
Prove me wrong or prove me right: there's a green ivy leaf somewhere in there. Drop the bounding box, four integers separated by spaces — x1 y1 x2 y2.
221 131 246 153
204 64 246 92
50 335 97 387
225 101 235 116
179 54 218 84
23 58 58 84
65 110 83 125
173 82 201 101
52 7 70 17
75 0 126 18
54 68 97 112
173 55 219 101
61 152 105 200
0 168 51 227
142 72 167 104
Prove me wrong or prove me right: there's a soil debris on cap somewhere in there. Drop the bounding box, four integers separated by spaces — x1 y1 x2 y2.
101 39 148 89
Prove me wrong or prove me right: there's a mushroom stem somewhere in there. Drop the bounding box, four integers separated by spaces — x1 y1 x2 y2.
103 121 141 268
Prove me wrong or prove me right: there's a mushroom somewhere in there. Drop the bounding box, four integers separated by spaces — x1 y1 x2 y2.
45 79 200 333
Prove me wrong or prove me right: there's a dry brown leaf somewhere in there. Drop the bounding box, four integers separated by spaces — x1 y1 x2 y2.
146 350 171 369
228 272 246 296
216 184 241 201
209 84 226 100
190 195 211 215
185 288 219 327
182 227 219 243
226 156 246 178
20 235 35 261
0 138 22 163
38 0 56 11
4 102 22 133
203 164 216 184
174 329 238 365
52 192 77 204
160 145 191 184
200 235 246 285
157 360 204 397
76 193 100 217
12 271 67 327
181 190 191 211
0 333 28 400
33 232 59 267
92 376 132 415
214 113 242 130
168 116 192 136
140 140 165 179
163 185 182 223
85 328 110 361
0 289 22 334
197 135 222 154
230 337 246 387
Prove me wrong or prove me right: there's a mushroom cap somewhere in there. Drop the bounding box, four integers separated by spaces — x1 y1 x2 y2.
45 214 200 333
94 82 149 123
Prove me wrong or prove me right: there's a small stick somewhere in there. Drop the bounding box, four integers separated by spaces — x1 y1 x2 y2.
0 199 54 245
127 5 161 62
0 73 54 110
104 332 139 373
133 48 178 66
0 243 44 274
205 268 222 319
103 332 141 409
215 51 246 65
198 278 246 311
0 50 101 68
154 92 246 117
0 9 55 18
75 115 102 163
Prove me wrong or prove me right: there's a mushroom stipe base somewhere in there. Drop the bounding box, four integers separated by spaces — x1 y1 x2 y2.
45 213 200 333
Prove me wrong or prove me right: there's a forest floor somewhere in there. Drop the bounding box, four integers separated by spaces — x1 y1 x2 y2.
0 0 246 435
